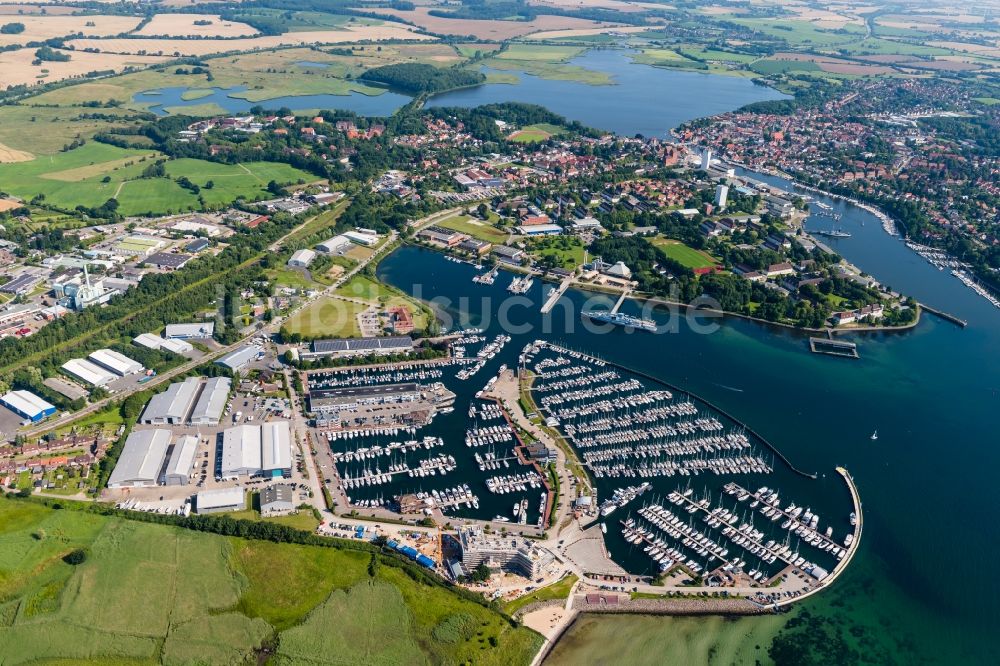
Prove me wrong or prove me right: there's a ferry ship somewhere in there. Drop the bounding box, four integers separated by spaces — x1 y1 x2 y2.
507 276 534 294
814 229 851 238
582 310 656 332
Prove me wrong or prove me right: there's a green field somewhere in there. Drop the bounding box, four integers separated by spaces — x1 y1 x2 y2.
495 45 585 62
728 18 866 47
509 123 564 143
282 295 366 338
751 59 823 75
504 574 577 615
651 238 718 270
437 214 510 243
0 497 542 665
528 236 585 269
835 37 954 57
485 45 611 85
0 143 315 216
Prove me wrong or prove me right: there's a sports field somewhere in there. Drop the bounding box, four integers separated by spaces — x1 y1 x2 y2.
651 237 718 270
0 143 315 216
508 123 564 143
0 497 542 665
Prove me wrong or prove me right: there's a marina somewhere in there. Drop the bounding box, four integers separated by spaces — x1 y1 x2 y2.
311 236 905 618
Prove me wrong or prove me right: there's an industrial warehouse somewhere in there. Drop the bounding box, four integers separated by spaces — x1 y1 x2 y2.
0 390 57 423
107 429 173 488
87 348 144 377
220 421 292 479
61 358 116 387
300 336 413 361
216 345 264 373
140 377 231 426
133 332 193 355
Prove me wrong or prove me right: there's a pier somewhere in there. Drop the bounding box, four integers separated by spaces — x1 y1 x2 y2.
610 289 630 314
919 303 968 328
541 275 574 314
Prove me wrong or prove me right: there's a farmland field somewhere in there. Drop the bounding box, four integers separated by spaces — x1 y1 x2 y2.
0 497 542 665
0 143 316 215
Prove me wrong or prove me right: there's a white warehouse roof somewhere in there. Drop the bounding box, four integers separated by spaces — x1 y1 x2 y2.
164 435 198 484
288 248 316 267
316 235 351 253
1 390 55 419
262 421 292 472
62 358 115 387
220 422 292 477
221 424 262 477
165 322 214 339
107 429 171 488
141 377 200 425
216 345 261 372
190 377 231 425
160 338 193 354
196 487 246 513
134 333 193 355
133 333 164 350
88 348 144 376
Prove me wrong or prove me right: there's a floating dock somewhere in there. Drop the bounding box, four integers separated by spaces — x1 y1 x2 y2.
809 337 859 359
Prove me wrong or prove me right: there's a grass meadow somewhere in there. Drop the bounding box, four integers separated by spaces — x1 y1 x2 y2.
0 496 542 665
0 142 315 215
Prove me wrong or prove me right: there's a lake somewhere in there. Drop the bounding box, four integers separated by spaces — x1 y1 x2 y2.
426 49 789 138
132 49 786 133
376 174 1000 663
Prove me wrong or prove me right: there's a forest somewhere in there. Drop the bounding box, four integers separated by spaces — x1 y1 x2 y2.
361 63 485 94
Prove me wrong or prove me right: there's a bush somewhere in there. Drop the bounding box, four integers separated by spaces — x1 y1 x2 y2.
63 548 87 565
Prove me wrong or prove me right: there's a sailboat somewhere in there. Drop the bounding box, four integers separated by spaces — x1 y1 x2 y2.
870 430 878 441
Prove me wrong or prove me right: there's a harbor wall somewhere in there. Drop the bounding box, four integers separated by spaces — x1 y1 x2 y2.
572 595 772 616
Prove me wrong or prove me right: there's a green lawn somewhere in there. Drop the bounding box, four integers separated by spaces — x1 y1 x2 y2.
0 497 542 665
505 574 578 615
528 236 585 269
651 237 718 270
0 143 315 216
283 296 366 338
437 215 510 244
268 267 318 290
